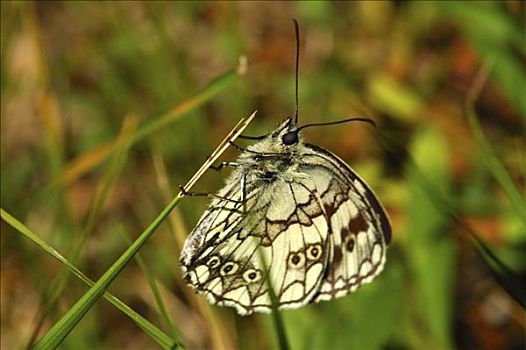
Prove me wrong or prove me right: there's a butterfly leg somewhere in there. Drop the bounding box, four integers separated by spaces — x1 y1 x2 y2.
210 161 239 171
228 141 250 152
229 141 266 155
238 134 266 140
229 141 281 158
178 185 244 203
240 172 247 213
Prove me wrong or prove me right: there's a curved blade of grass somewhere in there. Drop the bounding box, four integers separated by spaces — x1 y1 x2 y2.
55 56 247 190
405 163 526 309
26 115 139 347
120 229 179 340
406 126 455 349
151 152 235 349
258 248 289 350
465 60 526 230
466 228 526 308
32 111 257 350
22 57 247 213
383 122 526 312
0 209 179 350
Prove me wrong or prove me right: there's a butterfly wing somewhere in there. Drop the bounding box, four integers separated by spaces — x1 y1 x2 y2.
180 171 331 315
299 144 391 302
180 141 391 314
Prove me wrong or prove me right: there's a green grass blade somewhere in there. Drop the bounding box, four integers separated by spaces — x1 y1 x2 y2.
55 60 246 190
406 126 455 349
0 208 179 350
121 229 179 340
467 230 526 308
131 61 247 145
258 249 289 350
466 108 526 228
32 194 185 350
466 62 526 230
31 111 256 349
21 61 246 215
268 288 289 350
403 159 526 310
27 116 139 345
150 152 236 349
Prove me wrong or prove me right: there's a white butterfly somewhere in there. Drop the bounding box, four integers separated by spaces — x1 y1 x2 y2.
179 117 391 315
180 19 391 315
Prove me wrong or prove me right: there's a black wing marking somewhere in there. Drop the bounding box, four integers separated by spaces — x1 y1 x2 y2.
180 173 330 315
299 144 390 302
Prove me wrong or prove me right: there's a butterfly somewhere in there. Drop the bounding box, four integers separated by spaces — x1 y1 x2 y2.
179 20 391 315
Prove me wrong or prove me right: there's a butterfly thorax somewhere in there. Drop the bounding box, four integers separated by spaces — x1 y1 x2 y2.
235 118 305 185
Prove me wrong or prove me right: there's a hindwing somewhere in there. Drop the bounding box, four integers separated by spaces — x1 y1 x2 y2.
299 144 390 302
180 173 330 315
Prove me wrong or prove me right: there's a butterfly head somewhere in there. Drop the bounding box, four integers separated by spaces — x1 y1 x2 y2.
246 117 302 153
280 123 299 146
239 117 303 179
274 117 300 146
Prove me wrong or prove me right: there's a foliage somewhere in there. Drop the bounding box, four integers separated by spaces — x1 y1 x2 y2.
1 2 524 349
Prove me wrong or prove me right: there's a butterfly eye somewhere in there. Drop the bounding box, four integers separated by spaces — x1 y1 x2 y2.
281 131 298 145
207 256 221 269
243 269 261 283
288 252 305 268
306 244 322 260
220 262 239 276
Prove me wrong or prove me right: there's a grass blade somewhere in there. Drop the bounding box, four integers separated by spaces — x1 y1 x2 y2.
466 229 526 308
151 152 235 349
120 229 179 340
406 126 455 349
26 115 139 346
0 208 179 350
258 249 289 350
55 57 247 190
31 111 257 349
465 61 526 230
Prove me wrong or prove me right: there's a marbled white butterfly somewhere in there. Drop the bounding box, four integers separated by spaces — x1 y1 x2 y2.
180 20 391 315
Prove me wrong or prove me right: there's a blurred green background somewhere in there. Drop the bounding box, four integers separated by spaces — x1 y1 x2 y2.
1 1 525 349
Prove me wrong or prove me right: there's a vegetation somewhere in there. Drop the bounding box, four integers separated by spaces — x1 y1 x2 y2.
1 2 524 349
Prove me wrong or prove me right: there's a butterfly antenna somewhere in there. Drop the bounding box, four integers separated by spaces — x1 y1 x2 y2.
293 18 300 127
297 117 377 132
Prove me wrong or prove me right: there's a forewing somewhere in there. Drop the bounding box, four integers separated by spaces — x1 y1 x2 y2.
180 174 330 315
299 144 391 302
